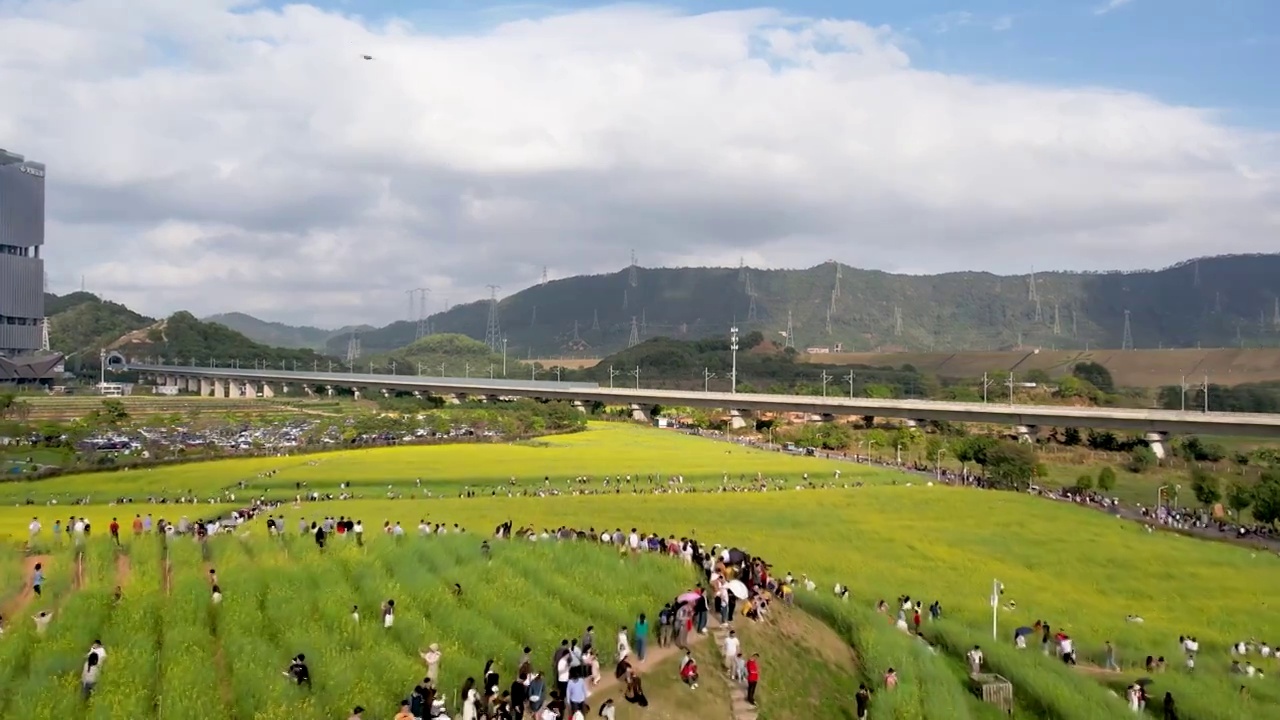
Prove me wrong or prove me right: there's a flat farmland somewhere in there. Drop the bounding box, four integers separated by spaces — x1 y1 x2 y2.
804 347 1280 387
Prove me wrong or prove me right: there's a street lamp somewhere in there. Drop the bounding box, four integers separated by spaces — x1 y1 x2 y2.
703 368 716 392
98 349 106 390
730 326 739 393
935 448 946 483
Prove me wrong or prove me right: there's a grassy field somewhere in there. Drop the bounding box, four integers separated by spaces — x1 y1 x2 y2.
3 423 1279 718
0 423 860 506
805 347 1280 387
0 533 720 720
7 395 346 420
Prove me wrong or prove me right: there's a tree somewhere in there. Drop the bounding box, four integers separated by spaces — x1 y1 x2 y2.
1097 466 1116 492
1076 473 1094 492
1226 482 1254 519
953 435 998 470
1024 368 1051 385
982 441 1038 489
1190 468 1222 508
1072 361 1114 393
1061 427 1082 446
1250 472 1280 527
1127 446 1157 474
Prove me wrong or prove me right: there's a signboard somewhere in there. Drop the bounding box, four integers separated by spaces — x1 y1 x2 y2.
18 165 44 178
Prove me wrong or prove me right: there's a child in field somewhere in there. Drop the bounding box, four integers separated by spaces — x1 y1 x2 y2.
382 600 395 628
32 562 43 597
284 654 311 688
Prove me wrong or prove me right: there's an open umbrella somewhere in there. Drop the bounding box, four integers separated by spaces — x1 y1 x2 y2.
677 591 701 605
1014 626 1034 638
727 580 749 600
1135 677 1154 688
726 548 747 564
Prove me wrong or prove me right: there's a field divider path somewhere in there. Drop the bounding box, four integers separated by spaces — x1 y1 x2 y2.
710 621 757 720
202 547 237 710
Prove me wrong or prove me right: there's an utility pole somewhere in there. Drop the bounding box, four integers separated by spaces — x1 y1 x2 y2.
502 338 508 377
982 372 995 404
1202 374 1210 413
1008 372 1015 406
820 369 832 397
439 362 446 377
609 365 620 389
531 364 540 381
703 368 716 392
628 317 640 348
464 362 470 378
630 365 641 389
730 325 739 393
844 371 855 398
1179 375 1189 412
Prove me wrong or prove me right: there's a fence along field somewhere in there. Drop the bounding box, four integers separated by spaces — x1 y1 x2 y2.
4 423 1280 718
0 533 696 720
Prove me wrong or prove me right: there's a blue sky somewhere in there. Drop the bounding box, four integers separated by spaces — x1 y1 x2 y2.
298 0 1280 128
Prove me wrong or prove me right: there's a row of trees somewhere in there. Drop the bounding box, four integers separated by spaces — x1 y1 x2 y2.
1189 467 1280 525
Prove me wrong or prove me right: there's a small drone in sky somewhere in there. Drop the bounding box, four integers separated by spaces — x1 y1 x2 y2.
361 55 374 60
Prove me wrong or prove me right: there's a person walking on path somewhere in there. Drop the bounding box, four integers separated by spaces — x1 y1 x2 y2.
855 684 872 720
1105 641 1120 671
746 653 760 705
32 562 43 597
634 614 648 662
616 626 631 663
81 652 101 699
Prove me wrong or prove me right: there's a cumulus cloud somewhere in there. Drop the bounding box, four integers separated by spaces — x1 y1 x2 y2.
1 0 1276 326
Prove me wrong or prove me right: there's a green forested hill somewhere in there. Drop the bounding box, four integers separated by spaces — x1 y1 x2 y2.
48 294 155 355
324 254 1280 358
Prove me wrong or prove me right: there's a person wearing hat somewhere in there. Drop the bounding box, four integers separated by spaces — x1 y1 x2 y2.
420 643 441 683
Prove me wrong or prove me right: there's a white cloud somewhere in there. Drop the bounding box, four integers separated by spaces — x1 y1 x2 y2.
2 0 1276 327
1094 0 1136 16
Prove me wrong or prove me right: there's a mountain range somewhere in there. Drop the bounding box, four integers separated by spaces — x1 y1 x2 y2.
218 254 1280 357
41 254 1280 363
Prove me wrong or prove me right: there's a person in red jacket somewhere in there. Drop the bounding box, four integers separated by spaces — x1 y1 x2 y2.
109 518 120 546
746 654 760 705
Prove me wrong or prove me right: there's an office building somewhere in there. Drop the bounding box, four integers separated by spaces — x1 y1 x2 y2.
0 148 46 356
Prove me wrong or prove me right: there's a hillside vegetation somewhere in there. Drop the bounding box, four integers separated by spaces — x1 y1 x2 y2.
310 253 1280 358
48 295 154 354
370 333 528 377
204 312 372 351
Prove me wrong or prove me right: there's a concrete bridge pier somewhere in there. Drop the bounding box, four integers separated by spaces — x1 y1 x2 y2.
1144 431 1170 460
262 383 275 398
729 409 749 429
1015 425 1039 444
630 403 650 422
352 388 362 401
212 379 227 398
572 400 588 414
228 380 243 399
244 381 258 398
199 378 212 397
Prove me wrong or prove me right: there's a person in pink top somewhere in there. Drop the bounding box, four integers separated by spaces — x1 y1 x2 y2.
884 667 898 689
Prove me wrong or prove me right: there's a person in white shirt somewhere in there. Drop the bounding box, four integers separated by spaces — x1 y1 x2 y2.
965 646 983 674
351 605 359 623
616 626 631 662
33 610 54 635
82 652 102 699
1261 644 1272 658
382 600 395 628
88 640 107 665
723 630 740 672
211 585 222 604
28 518 40 541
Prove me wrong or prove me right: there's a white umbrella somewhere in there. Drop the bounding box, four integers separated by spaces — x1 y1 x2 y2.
727 580 749 599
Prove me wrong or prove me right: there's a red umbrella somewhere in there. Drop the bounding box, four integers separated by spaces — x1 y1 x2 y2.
677 591 701 604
